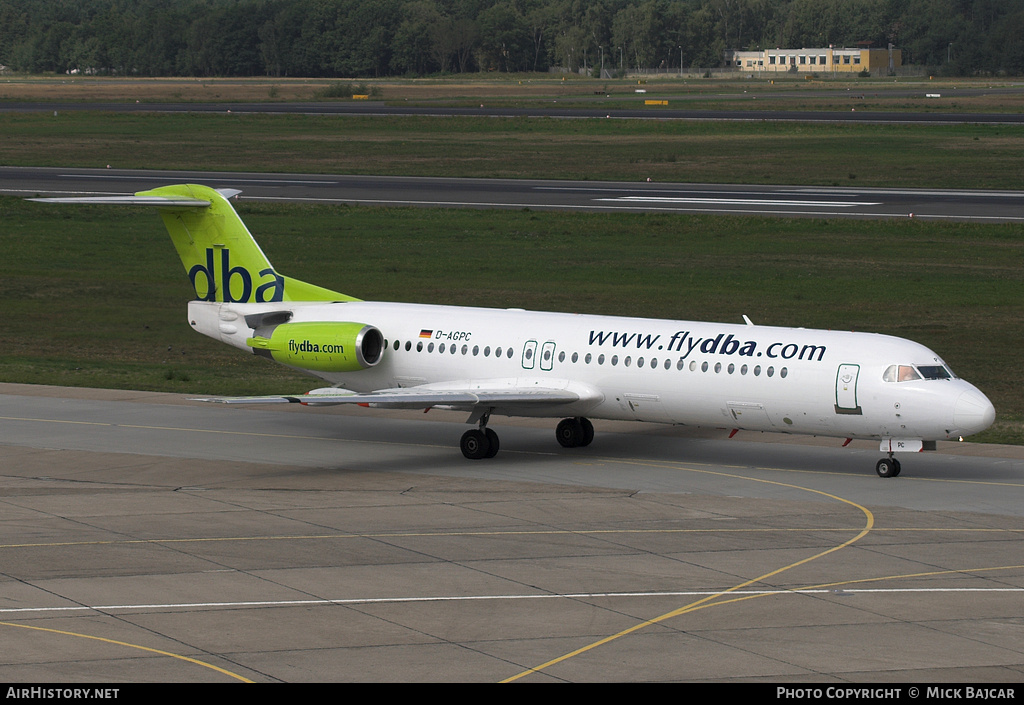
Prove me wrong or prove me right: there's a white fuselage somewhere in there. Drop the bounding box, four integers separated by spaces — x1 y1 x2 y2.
190 300 995 443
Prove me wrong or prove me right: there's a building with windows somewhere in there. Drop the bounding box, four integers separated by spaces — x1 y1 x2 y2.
723 46 901 74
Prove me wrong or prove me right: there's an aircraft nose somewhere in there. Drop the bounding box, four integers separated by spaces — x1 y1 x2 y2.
954 388 996 436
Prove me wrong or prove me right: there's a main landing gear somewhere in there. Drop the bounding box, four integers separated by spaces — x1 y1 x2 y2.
875 455 902 478
460 425 499 460
460 416 595 459
555 417 594 448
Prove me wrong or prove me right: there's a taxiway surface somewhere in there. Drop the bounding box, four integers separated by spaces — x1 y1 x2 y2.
1 383 1022 682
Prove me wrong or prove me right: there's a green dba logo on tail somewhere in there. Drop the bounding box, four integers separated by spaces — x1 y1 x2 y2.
189 247 285 303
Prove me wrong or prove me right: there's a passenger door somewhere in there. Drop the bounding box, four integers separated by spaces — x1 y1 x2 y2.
835 363 862 415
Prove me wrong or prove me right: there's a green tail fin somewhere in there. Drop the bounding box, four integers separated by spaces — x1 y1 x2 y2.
137 184 356 304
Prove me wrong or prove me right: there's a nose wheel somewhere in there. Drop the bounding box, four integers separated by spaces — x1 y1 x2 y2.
875 456 902 478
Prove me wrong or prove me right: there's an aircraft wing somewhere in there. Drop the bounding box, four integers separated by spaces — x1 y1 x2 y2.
194 384 591 410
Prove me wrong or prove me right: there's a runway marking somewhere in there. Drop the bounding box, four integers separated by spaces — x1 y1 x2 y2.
595 196 882 207
3 582 1023 616
505 459 877 682
0 621 254 683
240 196 1024 221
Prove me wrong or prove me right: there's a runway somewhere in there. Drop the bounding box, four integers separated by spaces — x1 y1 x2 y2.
1 383 1023 682
5 166 1024 222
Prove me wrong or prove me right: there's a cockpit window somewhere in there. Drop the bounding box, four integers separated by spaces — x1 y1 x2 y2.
917 365 953 380
898 365 921 382
883 364 954 382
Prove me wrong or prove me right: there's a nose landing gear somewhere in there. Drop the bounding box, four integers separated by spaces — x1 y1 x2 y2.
875 455 902 478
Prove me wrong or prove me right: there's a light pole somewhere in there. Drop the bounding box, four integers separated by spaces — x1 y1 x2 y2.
600 45 604 78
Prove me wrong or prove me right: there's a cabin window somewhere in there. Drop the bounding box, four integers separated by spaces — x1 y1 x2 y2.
714 362 722 373
571 352 578 363
417 341 423 352
598 354 605 365
754 365 761 376
780 367 788 378
625 356 632 367
612 355 619 366
439 343 446 353
701 361 708 372
472 345 479 356
636 356 643 367
767 366 775 377
405 341 412 351
740 364 748 375
428 342 434 352
585 353 592 364
507 348 514 359
664 359 671 370
558 351 565 362
393 340 400 351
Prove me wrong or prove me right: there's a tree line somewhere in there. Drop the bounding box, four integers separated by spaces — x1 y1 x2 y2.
2 0 1022 78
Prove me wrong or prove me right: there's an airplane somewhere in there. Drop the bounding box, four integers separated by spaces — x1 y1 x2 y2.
31 184 996 477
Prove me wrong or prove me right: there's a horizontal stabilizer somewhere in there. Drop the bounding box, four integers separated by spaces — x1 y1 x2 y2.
28 195 211 207
28 189 241 208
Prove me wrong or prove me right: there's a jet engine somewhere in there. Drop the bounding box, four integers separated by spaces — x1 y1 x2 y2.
247 321 383 372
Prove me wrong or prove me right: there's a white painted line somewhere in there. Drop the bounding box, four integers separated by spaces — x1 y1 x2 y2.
2 587 1021 615
238 196 1024 221
597 196 882 207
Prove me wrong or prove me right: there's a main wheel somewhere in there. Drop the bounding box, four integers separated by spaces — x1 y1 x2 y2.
461 429 491 460
484 428 500 458
578 418 594 447
875 458 898 478
556 418 583 448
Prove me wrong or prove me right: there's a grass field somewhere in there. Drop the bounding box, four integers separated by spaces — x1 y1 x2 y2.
3 111 1024 189
3 74 1023 113
2 196 1022 443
